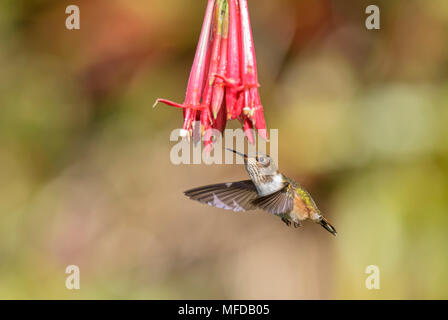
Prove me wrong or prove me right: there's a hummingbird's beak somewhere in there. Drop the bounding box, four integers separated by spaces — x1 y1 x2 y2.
225 148 247 159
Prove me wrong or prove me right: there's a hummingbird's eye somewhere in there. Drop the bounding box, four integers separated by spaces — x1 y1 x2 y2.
258 156 270 166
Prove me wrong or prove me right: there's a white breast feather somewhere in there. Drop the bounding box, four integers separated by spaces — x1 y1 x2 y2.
256 174 284 196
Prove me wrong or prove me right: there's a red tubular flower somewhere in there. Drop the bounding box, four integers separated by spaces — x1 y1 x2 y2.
239 0 258 92
225 0 241 120
218 0 267 141
201 0 226 136
154 0 216 136
238 0 267 140
211 0 229 119
155 0 268 145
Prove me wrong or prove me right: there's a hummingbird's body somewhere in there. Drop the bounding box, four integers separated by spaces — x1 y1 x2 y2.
184 149 337 236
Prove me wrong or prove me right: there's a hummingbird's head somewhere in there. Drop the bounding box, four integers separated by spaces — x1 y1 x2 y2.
226 148 283 196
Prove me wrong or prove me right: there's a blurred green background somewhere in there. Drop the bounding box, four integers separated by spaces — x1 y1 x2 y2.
1 0 447 299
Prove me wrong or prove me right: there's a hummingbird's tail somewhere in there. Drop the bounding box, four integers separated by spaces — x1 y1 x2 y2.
319 216 337 236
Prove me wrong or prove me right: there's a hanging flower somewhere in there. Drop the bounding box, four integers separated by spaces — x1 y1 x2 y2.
154 0 267 148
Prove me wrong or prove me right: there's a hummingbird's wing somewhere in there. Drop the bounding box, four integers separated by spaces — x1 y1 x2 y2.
184 180 259 212
251 184 295 215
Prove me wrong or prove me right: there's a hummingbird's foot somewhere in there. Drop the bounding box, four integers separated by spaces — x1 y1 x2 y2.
293 222 301 228
281 218 291 227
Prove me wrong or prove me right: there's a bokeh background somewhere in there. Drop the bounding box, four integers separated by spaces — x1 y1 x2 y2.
1 0 447 299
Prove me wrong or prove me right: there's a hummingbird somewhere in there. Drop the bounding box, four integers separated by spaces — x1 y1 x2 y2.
184 149 337 236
